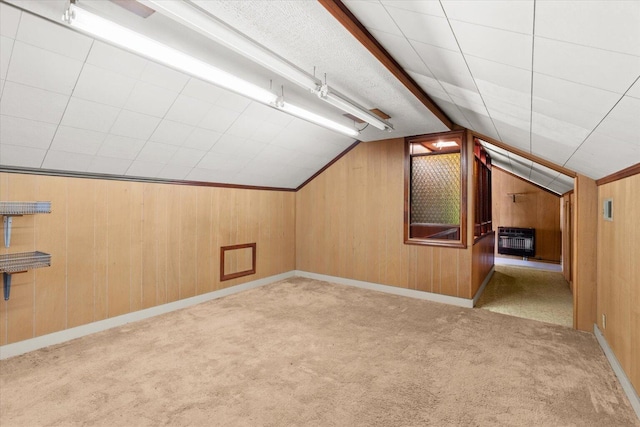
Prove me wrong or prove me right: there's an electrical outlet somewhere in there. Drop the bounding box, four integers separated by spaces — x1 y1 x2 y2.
602 314 606 329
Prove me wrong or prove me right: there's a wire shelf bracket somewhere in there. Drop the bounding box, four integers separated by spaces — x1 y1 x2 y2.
0 201 51 248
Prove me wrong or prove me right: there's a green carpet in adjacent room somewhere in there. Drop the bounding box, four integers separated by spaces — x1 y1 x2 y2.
476 265 573 327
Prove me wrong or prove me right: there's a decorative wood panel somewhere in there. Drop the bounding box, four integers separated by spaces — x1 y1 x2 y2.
573 174 597 332
471 232 495 298
296 138 473 298
492 167 561 263
0 172 295 345
597 173 639 392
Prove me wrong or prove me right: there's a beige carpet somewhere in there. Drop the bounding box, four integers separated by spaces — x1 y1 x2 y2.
476 265 574 327
1 277 637 426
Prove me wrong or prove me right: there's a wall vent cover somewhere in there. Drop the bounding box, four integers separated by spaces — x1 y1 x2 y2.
603 198 613 221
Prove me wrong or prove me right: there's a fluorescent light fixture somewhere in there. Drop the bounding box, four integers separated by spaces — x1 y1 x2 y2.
276 100 359 138
143 0 321 91
319 87 393 131
434 140 458 148
143 0 392 132
62 3 358 138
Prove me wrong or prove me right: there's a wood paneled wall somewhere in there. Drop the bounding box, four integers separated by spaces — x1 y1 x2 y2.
561 191 573 287
573 174 597 332
472 232 495 297
296 138 477 299
492 167 561 262
0 173 295 345
597 173 639 392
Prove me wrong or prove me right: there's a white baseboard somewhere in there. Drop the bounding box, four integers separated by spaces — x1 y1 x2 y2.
0 271 295 360
472 266 495 307
294 270 474 308
495 256 562 272
594 324 640 420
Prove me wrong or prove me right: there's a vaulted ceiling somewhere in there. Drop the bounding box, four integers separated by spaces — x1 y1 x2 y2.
0 0 638 194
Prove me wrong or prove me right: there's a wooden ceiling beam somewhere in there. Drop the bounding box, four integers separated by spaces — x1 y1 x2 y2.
318 0 455 130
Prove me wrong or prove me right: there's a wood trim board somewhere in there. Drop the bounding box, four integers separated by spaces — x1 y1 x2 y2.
220 243 257 282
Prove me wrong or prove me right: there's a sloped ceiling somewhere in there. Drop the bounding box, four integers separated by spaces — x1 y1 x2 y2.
0 0 638 192
343 0 639 191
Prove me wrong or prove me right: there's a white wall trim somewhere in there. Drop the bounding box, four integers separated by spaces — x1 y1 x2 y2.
0 271 295 360
294 270 474 308
495 256 562 272
472 265 495 306
594 324 640 420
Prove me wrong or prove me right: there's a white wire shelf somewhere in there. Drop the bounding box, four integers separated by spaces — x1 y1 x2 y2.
1 201 51 247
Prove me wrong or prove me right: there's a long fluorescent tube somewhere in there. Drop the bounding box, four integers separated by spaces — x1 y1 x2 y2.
143 0 321 91
62 3 358 138
277 101 359 138
142 0 392 132
320 89 393 131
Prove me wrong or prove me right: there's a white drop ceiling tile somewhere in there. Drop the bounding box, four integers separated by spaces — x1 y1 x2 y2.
156 164 192 180
0 36 13 80
627 78 640 99
493 120 530 149
213 91 251 113
0 81 68 124
150 120 194 146
0 2 20 38
565 133 639 179
530 161 564 181
125 160 165 178
476 81 531 112
536 1 640 57
594 96 640 144
483 94 530 121
0 143 45 168
167 147 206 168
165 94 212 126
135 142 179 163
140 62 189 93
533 73 621 117
50 126 105 155
257 146 299 166
531 112 591 148
42 150 91 172
381 1 445 18
180 78 225 104
183 127 222 151
74 64 136 108
16 12 92 61
249 122 284 144
123 82 179 118
242 102 294 128
0 115 56 149
467 56 531 94
447 92 487 116
441 0 534 34
344 1 403 36
292 153 333 171
489 109 530 133
547 181 572 195
532 98 604 131
411 41 476 92
197 152 249 172
88 156 132 175
7 41 83 95
209 134 265 158
386 6 458 51
86 41 147 79
110 110 160 140
440 81 481 103
530 133 577 165
0 78 4 98
225 115 261 139
98 134 146 160
367 30 431 76
534 37 640 94
451 21 532 70
186 168 234 184
61 98 119 133
199 105 241 133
